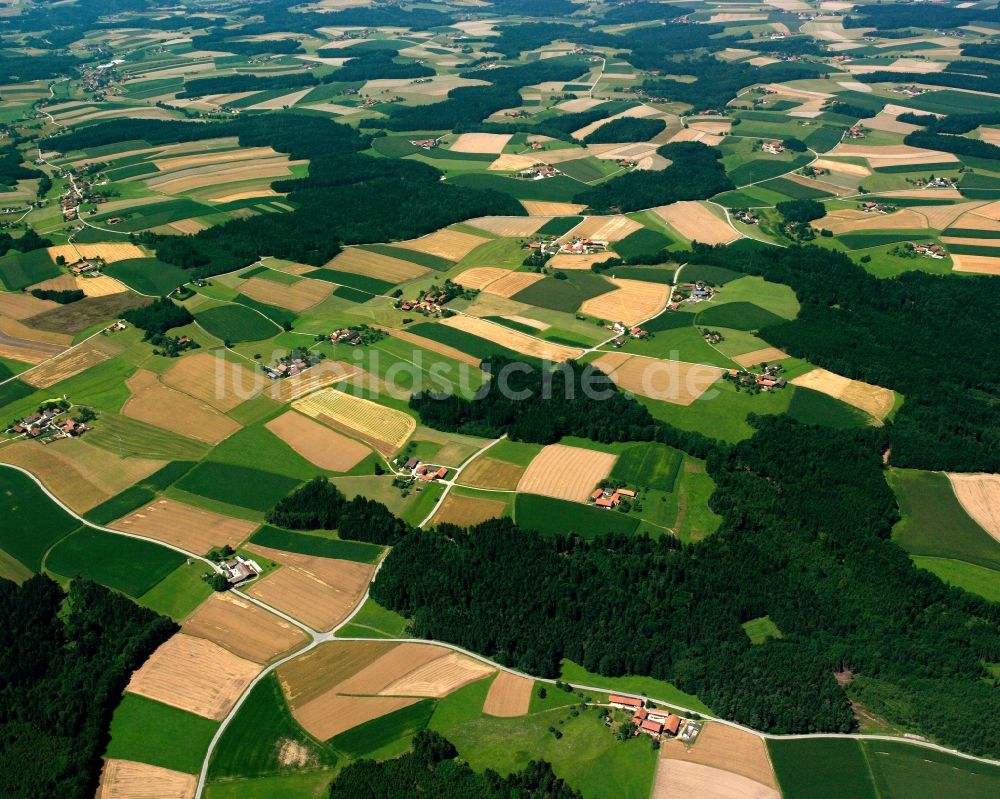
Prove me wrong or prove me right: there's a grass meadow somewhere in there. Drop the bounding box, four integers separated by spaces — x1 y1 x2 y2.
195 304 281 342
137 559 214 620
0 467 83 572
559 659 711 714
250 525 383 564
335 598 409 639
175 461 301 512
514 494 640 539
106 693 219 774
769 738 877 799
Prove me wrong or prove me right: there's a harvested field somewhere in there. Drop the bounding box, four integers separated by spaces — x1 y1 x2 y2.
547 251 618 270
295 694 419 741
942 236 1000 248
484 271 545 298
29 274 83 293
161 352 261 412
453 266 510 290
661 722 778 788
153 146 277 171
919 201 986 230
77 275 127 297
791 368 894 421
326 248 429 283
458 455 525 490
517 443 617 502
169 219 207 234
146 159 303 194
26 293 149 335
653 760 779 799
47 242 145 264
689 120 732 135
279 641 397 707
0 292 57 319
205 188 280 203
667 128 724 147
440 315 583 362
830 143 958 167
466 216 550 237
810 158 870 177
450 132 512 153
593 351 724 406
482 671 533 717
387 327 482 367
379 650 494 697
430 492 507 527
817 208 928 235
565 214 642 242
239 275 333 312
521 201 588 215
948 473 1000 543
489 153 541 172
268 359 358 403
556 97 603 113
123 370 241 444
292 387 415 456
398 228 488 261
264 410 371 471
0 438 162 513
246 544 374 631
98 760 196 799
862 111 919 135
733 347 789 368
951 254 1000 274
653 202 739 245
504 314 548 331
579 277 670 326
335 643 460 695
0 316 72 346
126 633 261 720
182 592 309 663
21 344 109 388
111 498 256 556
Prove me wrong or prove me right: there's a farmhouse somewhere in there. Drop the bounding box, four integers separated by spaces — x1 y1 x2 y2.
221 555 262 586
266 349 321 380
761 140 784 155
590 486 638 509
725 364 788 393
733 209 759 225
909 242 946 259
843 126 866 140
860 201 892 214
409 138 439 150
415 464 448 482
71 260 102 276
609 694 644 710
609 321 648 340
518 164 562 180
559 237 608 255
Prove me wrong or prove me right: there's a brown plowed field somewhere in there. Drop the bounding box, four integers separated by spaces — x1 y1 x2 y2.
791 368 894 421
98 760 196 799
245 544 374 632
335 643 448 695
327 248 429 282
387 328 482 367
126 633 261 720
430 493 507 527
467 216 550 237
564 214 642 242
123 370 241 444
661 722 778 788
458 455 525 490
0 315 72 346
732 347 789 368
182 592 309 663
161 351 261 412
653 202 739 245
0 292 57 319
265 410 371 471
580 278 670 326
21 344 109 388
483 671 533 717
26 293 149 334
593 352 724 406
948 473 1000 543
484 271 545 298
295 694 420 741
951 254 1000 274
398 228 488 260
279 640 398 708
454 266 510 290
653 760 779 799
517 443 617 502
110 498 256 556
379 651 494 697
520 201 587 215
440 315 583 362
239 276 333 312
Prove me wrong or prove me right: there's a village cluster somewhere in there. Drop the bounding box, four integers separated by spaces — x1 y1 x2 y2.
668 280 715 311
609 319 649 348
725 363 788 393
608 694 695 741
6 401 91 441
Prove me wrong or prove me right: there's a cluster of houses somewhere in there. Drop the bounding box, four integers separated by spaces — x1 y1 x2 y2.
401 457 449 483
265 349 321 381
397 290 451 316
703 329 724 345
221 555 263 586
731 208 760 225
70 259 103 277
843 125 866 140
761 140 785 155
518 163 562 180
609 695 682 739
409 138 439 150
668 281 715 310
725 364 788 393
559 237 607 255
609 320 648 348
895 85 926 97
910 242 947 258
915 175 955 189
7 404 90 441
523 237 561 258
860 200 895 214
589 486 638 509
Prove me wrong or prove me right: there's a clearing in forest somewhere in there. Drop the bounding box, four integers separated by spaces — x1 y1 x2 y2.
517 443 617 502
947 473 1000 543
790 368 894 421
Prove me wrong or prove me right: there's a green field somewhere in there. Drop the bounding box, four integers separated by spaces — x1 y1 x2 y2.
205 421 329 481
195 304 280 342
45 527 185 597
888 469 1000 572
232 294 298 328
84 460 196 525
610 443 682 491
335 597 409 639
680 263 742 285
176 462 301 512
404 321 525 363
511 271 615 313
106 693 219 773
136 559 214 619
862 739 1000 799
786 386 872 429
0 467 82 572
911 556 1000 603
769 738 878 799
250 525 383 564
358 244 453 271
203 771 332 799
209 673 338 781
742 615 783 644
537 216 583 236
613 227 675 260
559 659 711 714
329 699 436 759
514 494 640 539
86 413 212 462
0 248 60 290
105 258 191 295
696 301 786 331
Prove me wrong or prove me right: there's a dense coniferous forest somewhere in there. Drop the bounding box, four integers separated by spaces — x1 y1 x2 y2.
682 241 1000 472
410 357 719 459
267 477 411 545
49 115 523 274
374 417 1000 754
320 48 434 81
178 71 318 98
0 228 51 257
583 117 666 144
0 141 37 185
574 142 732 212
844 3 997 31
0 577 176 798
121 297 191 339
328 730 582 799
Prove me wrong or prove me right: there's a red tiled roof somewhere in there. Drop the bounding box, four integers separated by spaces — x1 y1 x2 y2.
641 719 664 733
664 714 681 734
609 694 643 708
